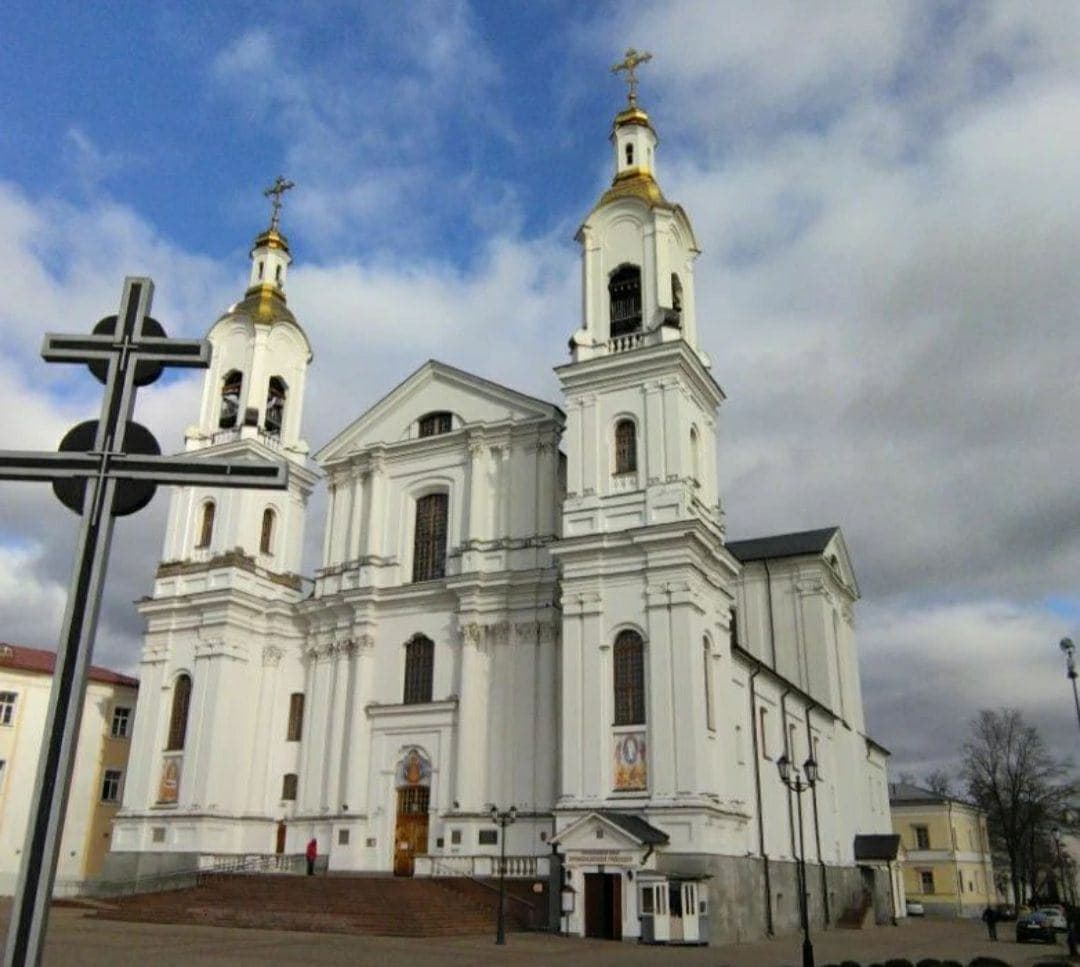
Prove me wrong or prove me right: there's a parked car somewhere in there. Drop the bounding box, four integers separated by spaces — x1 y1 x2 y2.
1016 910 1058 944
905 900 925 917
1038 905 1068 932
994 903 1017 921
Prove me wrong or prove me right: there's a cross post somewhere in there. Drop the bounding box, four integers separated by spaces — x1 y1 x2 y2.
0 278 288 967
610 48 653 106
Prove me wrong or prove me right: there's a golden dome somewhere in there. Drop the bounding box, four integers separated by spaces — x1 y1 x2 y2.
595 167 671 211
251 227 291 255
235 283 297 326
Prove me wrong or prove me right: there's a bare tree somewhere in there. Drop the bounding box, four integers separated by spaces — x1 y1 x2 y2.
961 708 1075 906
923 769 953 797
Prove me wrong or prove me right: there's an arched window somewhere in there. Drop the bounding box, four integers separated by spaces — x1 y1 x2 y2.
265 376 286 435
196 502 215 549
615 420 637 475
403 635 434 704
690 426 700 483
418 411 452 437
281 773 298 800
703 638 715 731
274 264 282 283
412 493 448 582
166 674 192 751
257 261 264 280
260 508 275 554
613 630 646 726
625 143 634 166
219 370 242 429
609 265 642 337
671 274 683 314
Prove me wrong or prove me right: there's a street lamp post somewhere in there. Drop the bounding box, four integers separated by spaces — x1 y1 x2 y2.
777 753 818 967
1053 826 1079 958
1059 638 1080 734
490 804 517 945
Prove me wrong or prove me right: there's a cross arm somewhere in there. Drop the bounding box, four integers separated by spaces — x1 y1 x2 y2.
42 334 211 368
0 451 288 490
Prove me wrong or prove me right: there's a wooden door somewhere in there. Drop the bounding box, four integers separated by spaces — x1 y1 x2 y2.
275 822 286 854
393 786 430 876
584 873 622 939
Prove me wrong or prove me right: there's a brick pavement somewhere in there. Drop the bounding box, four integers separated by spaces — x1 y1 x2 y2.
8 906 1079 966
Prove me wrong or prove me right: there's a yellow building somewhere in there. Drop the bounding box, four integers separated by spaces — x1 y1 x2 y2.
0 642 138 894
889 782 997 916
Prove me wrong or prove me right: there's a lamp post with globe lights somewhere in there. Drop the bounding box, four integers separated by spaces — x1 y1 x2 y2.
1060 638 1080 734
489 804 517 945
777 753 818 967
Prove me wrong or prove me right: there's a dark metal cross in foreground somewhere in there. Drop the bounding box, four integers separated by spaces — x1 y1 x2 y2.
0 278 288 967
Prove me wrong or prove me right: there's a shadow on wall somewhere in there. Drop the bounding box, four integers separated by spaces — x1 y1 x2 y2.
821 956 1025 967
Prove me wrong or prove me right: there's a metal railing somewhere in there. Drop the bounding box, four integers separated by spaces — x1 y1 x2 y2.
81 852 304 899
423 856 541 927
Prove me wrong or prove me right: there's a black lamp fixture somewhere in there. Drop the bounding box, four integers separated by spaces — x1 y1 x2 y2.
1060 638 1080 734
489 804 518 945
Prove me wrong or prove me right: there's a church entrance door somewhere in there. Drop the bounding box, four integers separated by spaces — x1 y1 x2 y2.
584 872 622 939
393 786 430 876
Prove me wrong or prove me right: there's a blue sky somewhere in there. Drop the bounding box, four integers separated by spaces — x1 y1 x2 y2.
3 1 1080 778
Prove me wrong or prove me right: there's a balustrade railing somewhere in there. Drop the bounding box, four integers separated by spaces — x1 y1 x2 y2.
606 331 644 354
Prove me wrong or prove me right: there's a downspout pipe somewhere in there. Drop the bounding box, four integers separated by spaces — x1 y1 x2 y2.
748 663 773 936
806 703 830 926
780 688 797 864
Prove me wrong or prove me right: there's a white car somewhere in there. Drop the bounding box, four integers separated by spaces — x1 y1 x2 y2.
1038 906 1067 931
906 900 925 917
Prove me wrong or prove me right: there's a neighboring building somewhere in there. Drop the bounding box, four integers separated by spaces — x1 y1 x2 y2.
889 782 997 916
108 76 896 944
0 642 138 895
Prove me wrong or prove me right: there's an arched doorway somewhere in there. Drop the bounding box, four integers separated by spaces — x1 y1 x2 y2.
393 748 431 876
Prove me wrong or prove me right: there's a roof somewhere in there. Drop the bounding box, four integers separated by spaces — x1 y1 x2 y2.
854 834 901 862
888 781 976 809
0 643 138 688
726 527 839 563
596 811 669 846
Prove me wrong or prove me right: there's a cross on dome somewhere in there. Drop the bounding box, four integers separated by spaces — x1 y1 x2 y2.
263 175 295 232
611 48 652 106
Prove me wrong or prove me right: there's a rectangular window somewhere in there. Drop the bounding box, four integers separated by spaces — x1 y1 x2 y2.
920 870 934 893
640 887 654 913
478 829 498 846
812 736 821 776
111 706 132 738
101 769 122 803
152 827 166 843
338 829 350 846
729 607 738 648
759 707 769 758
914 825 930 850
787 722 798 759
287 692 305 742
735 725 745 765
703 643 714 731
0 691 17 726
412 493 449 582
450 829 462 845
281 773 298 801
0 759 6 792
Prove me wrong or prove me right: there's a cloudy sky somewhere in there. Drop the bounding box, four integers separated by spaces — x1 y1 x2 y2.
2 1 1079 780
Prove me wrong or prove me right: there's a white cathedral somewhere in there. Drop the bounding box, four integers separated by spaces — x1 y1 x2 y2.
107 76 899 944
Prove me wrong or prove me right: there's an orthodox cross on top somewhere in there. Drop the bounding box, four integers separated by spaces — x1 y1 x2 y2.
0 278 287 967
263 175 295 231
611 47 653 106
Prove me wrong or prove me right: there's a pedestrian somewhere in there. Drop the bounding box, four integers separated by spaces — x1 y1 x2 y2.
306 837 317 876
982 903 997 940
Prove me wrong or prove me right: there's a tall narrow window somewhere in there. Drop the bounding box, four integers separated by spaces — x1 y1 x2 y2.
0 692 17 726
729 606 739 648
101 769 123 803
260 508 275 554
196 502 215 549
613 630 645 726
166 674 192 751
418 411 452 437
614 420 637 474
625 143 634 166
703 639 714 731
265 376 286 435
609 265 642 337
281 773 298 800
403 635 434 704
689 426 700 483
219 371 242 429
759 706 769 758
412 493 448 582
286 692 304 741
671 274 683 314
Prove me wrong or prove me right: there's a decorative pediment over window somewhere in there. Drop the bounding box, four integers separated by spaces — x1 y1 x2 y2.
551 811 668 854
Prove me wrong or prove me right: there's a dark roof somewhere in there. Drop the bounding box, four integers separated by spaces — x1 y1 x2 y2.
854 834 901 862
0 643 138 688
597 811 669 845
888 781 941 803
726 527 839 563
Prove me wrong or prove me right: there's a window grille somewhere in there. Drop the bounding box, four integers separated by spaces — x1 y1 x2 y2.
613 630 645 725
609 265 642 337
418 412 452 437
614 420 637 474
166 674 192 751
111 706 131 738
412 494 448 582
403 635 434 705
282 773 298 800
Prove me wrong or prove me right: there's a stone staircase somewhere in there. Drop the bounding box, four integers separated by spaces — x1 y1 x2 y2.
93 873 534 937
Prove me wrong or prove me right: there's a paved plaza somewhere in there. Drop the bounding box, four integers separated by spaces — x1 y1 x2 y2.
7 907 1077 967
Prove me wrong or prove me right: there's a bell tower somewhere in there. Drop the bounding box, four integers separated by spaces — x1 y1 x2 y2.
161 178 317 577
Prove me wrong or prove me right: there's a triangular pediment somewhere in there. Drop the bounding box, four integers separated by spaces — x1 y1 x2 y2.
315 360 562 464
552 811 668 852
821 528 860 598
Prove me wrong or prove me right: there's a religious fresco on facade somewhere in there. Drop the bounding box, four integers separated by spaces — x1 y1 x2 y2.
613 732 647 791
395 747 432 788
158 756 181 804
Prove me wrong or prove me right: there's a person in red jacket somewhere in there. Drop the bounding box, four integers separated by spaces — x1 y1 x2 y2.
306 837 317 876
